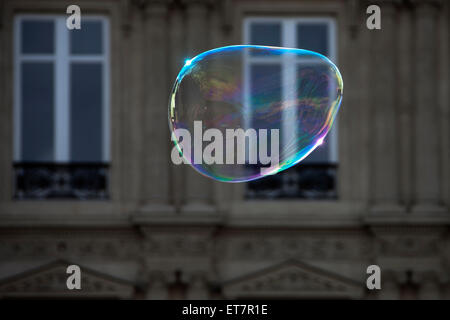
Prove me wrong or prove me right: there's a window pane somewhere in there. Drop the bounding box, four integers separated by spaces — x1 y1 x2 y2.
250 64 281 155
21 20 54 54
70 63 103 162
250 22 281 56
297 63 332 163
302 136 330 163
21 62 54 161
250 64 282 123
70 21 103 54
297 23 328 57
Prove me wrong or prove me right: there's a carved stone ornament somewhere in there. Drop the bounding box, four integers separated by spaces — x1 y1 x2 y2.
0 260 135 299
222 259 364 299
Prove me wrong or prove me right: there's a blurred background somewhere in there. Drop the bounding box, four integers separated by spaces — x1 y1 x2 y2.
0 0 449 299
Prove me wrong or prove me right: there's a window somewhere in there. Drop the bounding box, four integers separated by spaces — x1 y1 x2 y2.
244 17 338 200
13 15 110 199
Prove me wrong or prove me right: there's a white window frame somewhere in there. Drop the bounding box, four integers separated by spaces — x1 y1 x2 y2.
13 14 110 163
243 17 338 163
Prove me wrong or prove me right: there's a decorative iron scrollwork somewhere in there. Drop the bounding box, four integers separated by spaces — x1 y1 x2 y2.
246 164 337 200
14 163 109 200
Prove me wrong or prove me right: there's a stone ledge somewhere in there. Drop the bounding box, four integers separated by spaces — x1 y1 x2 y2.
131 212 223 226
363 212 450 226
0 213 131 228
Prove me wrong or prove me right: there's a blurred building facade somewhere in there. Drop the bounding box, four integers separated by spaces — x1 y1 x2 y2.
0 0 449 299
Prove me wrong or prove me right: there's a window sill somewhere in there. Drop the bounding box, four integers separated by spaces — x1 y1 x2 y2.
0 200 125 225
0 200 120 216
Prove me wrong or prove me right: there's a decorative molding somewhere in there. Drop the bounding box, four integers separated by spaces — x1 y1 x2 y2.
376 235 439 257
364 0 401 6
181 0 213 7
371 227 445 257
223 259 363 299
0 238 139 260
410 0 443 8
143 233 213 257
0 226 449 298
220 235 373 261
0 260 135 298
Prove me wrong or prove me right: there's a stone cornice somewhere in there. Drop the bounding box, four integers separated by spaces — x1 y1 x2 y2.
181 0 214 7
363 0 402 6
410 0 443 7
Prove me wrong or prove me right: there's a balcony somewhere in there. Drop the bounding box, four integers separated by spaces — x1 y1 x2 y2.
246 163 337 200
13 162 109 200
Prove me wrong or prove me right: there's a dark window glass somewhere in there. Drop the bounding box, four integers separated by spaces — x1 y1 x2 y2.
297 64 333 163
70 21 103 54
21 62 54 161
250 22 281 46
250 63 282 121
297 23 328 57
70 63 103 162
250 23 281 56
302 134 331 163
250 64 281 154
21 20 54 54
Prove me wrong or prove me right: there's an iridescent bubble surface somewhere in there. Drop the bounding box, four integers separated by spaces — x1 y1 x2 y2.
169 45 343 182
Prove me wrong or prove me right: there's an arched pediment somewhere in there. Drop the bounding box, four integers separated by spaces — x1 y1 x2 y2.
223 260 364 299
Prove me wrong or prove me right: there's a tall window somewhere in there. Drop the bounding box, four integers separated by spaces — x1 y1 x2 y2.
244 17 338 200
13 15 110 199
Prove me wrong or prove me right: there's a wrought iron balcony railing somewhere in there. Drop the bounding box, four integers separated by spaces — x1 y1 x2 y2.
13 162 109 200
13 162 334 200
246 163 337 200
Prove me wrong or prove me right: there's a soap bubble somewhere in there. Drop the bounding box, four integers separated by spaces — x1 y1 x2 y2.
169 45 343 182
